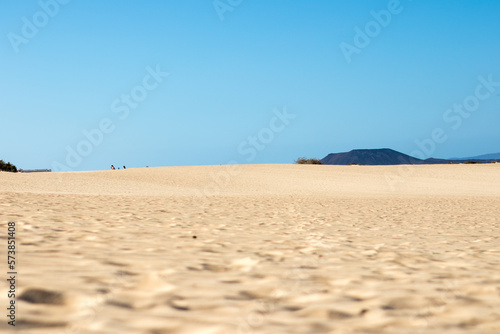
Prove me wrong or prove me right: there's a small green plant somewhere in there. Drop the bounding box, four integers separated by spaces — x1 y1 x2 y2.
0 160 18 172
295 157 323 165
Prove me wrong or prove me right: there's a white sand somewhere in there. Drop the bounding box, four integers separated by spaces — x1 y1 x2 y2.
1 164 499 333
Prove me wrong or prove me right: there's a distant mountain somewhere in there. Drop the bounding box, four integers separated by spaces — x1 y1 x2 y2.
451 152 500 161
321 149 499 165
321 149 423 165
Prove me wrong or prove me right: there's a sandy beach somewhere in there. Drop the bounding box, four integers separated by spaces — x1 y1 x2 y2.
1 164 500 333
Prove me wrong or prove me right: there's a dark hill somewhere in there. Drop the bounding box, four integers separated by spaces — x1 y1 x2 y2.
320 149 498 165
321 149 423 165
452 152 500 160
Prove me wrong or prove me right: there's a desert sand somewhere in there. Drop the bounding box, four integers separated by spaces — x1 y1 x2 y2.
1 164 500 333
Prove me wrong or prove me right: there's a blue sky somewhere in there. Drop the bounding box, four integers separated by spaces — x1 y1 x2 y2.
1 0 499 170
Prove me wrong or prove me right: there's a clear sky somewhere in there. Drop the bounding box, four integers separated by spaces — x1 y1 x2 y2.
1 0 499 171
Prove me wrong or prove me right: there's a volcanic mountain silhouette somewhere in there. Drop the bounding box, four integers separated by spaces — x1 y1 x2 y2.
320 148 498 165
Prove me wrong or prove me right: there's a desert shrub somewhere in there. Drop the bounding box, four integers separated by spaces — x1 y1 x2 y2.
0 160 18 172
464 160 479 164
295 157 323 165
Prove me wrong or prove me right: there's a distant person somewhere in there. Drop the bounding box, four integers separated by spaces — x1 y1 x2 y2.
123 166 126 169
111 165 115 170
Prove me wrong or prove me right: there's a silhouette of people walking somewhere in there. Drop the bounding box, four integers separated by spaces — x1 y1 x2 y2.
111 165 115 170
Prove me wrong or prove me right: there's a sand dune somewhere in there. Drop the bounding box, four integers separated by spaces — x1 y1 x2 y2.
1 164 499 333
